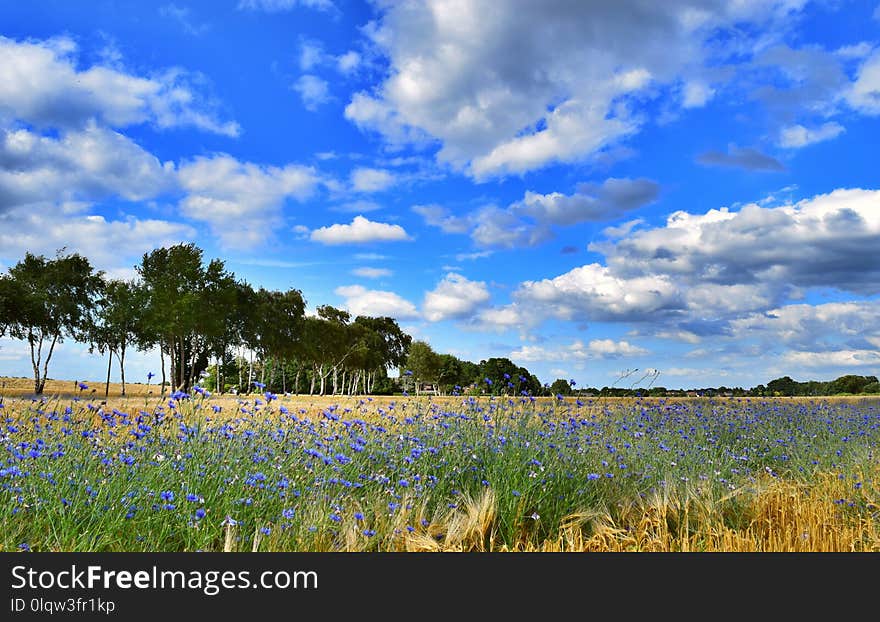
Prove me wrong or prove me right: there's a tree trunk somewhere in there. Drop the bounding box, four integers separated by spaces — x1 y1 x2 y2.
294 367 301 395
247 350 254 391
105 351 112 398
309 367 315 395
281 364 286 394
29 329 42 395
119 345 126 396
160 347 167 396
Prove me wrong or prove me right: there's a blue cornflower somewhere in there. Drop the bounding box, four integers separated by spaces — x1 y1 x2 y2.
194 508 206 520
186 493 200 502
587 473 600 481
159 491 174 502
78 383 89 391
329 513 342 523
282 508 295 519
354 512 364 521
260 527 271 536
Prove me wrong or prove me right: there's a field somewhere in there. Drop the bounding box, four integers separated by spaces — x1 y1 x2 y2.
1 377 879 552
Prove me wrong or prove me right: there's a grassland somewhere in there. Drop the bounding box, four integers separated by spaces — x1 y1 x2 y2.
1 376 878 552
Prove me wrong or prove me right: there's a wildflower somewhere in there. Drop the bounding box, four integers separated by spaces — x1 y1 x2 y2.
260 527 271 536
147 372 155 381
194 508 207 520
282 508 295 519
19 543 31 551
78 383 89 391
222 516 238 526
587 473 600 481
159 491 174 502
186 493 200 502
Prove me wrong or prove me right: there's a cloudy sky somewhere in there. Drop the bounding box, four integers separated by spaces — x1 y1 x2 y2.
1 0 880 389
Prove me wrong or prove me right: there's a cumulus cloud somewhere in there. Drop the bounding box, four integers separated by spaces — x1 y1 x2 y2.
293 75 331 111
178 154 320 248
778 122 844 148
511 339 648 362
601 188 880 295
696 145 785 171
334 284 419 319
0 124 175 212
310 215 411 245
0 36 239 135
514 263 683 323
345 1 805 179
350 167 396 193
0 202 194 276
513 178 659 226
422 273 490 322
414 179 658 249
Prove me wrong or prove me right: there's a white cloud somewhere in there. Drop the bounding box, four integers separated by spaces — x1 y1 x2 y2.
0 36 239 135
0 124 175 211
601 188 880 295
514 263 682 323
602 218 645 238
513 178 659 226
411 204 470 234
778 122 844 148
347 1 805 179
422 273 490 322
846 49 880 115
238 0 334 12
415 179 658 249
352 267 392 278
682 80 715 108
178 154 320 248
511 339 648 362
350 167 396 192
470 205 552 249
298 41 326 71
337 51 361 74
0 202 194 276
334 284 419 319
293 75 331 111
783 349 880 368
310 215 411 245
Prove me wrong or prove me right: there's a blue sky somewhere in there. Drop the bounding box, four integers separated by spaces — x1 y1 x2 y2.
1 0 880 390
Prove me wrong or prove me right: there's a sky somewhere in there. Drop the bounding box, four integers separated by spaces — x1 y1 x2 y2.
1 0 880 390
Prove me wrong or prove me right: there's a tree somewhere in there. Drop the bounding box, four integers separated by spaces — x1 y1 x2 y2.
406 341 440 394
0 275 26 339
3 251 104 394
137 243 239 392
828 374 878 395
549 378 572 396
89 279 148 397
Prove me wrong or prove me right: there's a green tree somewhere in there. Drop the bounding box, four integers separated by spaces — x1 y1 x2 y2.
89 279 148 397
3 251 104 394
406 340 440 394
137 243 239 392
828 374 878 395
549 378 572 396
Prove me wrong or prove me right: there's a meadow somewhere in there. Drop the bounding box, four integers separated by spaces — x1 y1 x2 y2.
1 377 878 552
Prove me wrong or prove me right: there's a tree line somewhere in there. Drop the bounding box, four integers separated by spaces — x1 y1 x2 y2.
0 245 558 398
